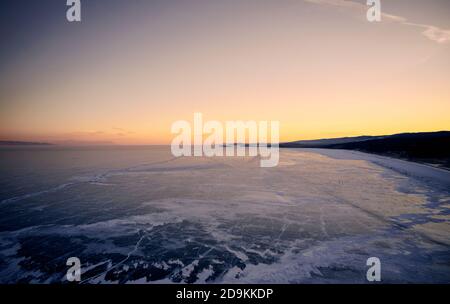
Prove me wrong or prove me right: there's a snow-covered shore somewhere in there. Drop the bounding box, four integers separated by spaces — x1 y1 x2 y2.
299 148 450 189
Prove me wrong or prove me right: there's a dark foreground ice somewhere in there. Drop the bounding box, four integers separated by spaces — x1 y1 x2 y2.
0 146 449 283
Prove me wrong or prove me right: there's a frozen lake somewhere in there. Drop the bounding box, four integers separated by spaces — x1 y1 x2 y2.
0 146 449 283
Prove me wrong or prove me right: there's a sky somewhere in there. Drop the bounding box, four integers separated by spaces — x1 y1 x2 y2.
0 0 449 144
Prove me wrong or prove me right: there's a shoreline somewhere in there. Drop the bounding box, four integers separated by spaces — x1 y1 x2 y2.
290 148 450 190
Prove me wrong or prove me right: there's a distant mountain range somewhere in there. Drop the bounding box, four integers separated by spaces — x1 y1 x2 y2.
281 131 450 169
284 135 384 147
0 140 115 146
0 141 52 146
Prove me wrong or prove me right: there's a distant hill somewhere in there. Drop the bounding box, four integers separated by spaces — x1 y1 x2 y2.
281 131 450 169
0 140 116 146
287 135 384 147
0 141 52 146
50 140 115 146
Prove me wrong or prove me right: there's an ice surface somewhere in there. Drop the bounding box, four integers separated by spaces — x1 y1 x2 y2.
0 146 449 283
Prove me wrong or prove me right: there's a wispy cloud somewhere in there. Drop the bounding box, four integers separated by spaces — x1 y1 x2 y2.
112 127 136 136
303 0 450 44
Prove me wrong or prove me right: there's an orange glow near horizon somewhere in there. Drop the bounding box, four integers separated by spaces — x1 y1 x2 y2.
1 1 449 145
